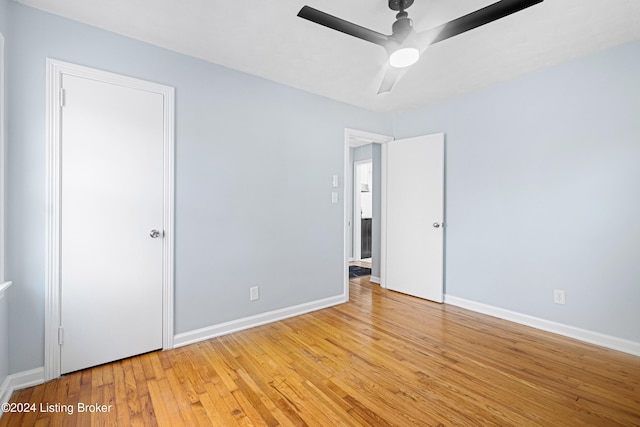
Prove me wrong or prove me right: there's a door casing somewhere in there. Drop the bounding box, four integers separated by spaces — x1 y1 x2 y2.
44 59 175 381
343 129 393 296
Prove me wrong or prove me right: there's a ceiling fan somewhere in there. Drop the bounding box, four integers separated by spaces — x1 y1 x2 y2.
298 0 544 94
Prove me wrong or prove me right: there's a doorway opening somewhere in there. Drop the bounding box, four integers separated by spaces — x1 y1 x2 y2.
343 129 446 304
343 129 393 296
353 159 373 264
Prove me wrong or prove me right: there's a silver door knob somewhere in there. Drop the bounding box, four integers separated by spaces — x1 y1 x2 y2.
150 229 162 238
433 223 441 228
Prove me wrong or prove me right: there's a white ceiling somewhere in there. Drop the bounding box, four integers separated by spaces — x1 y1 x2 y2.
15 0 640 113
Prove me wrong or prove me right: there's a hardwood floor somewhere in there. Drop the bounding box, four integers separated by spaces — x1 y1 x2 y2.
3 277 640 426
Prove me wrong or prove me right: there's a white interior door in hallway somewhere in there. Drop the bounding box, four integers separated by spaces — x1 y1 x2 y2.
55 66 172 374
382 133 445 302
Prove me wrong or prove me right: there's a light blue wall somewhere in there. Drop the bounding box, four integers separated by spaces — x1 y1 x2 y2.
1 0 10 391
4 2 392 373
0 0 8 34
394 39 640 342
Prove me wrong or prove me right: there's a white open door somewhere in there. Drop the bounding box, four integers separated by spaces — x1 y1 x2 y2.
382 133 445 302
55 67 170 374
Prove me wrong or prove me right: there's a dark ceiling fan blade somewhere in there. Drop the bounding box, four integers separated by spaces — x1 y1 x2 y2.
298 6 395 50
377 66 404 95
424 0 543 45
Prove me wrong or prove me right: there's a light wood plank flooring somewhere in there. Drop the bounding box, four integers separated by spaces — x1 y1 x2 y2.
3 276 639 426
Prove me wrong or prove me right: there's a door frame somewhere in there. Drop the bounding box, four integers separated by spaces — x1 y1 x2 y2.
343 129 393 297
44 59 175 381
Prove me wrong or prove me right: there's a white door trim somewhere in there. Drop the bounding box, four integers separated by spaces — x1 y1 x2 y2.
44 59 175 381
343 129 393 296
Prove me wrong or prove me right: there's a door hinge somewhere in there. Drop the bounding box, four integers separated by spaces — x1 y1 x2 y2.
58 326 64 345
59 88 66 108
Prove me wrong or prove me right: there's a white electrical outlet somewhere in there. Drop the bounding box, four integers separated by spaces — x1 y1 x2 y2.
553 289 565 305
250 286 259 301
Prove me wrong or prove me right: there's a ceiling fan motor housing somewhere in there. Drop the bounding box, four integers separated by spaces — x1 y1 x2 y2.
390 0 415 42
392 13 414 41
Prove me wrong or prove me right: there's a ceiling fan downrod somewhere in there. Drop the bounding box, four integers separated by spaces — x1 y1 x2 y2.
389 0 415 41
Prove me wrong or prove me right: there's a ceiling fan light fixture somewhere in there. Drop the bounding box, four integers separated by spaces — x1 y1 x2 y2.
298 0 544 92
389 47 419 68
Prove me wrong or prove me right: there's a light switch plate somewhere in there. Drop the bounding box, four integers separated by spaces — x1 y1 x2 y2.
250 286 259 301
331 192 338 203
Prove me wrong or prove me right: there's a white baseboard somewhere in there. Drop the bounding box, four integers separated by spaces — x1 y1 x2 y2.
369 276 381 284
0 367 45 409
445 295 640 357
174 294 347 348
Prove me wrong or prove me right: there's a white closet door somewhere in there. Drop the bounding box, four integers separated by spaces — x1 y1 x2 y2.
60 73 164 374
